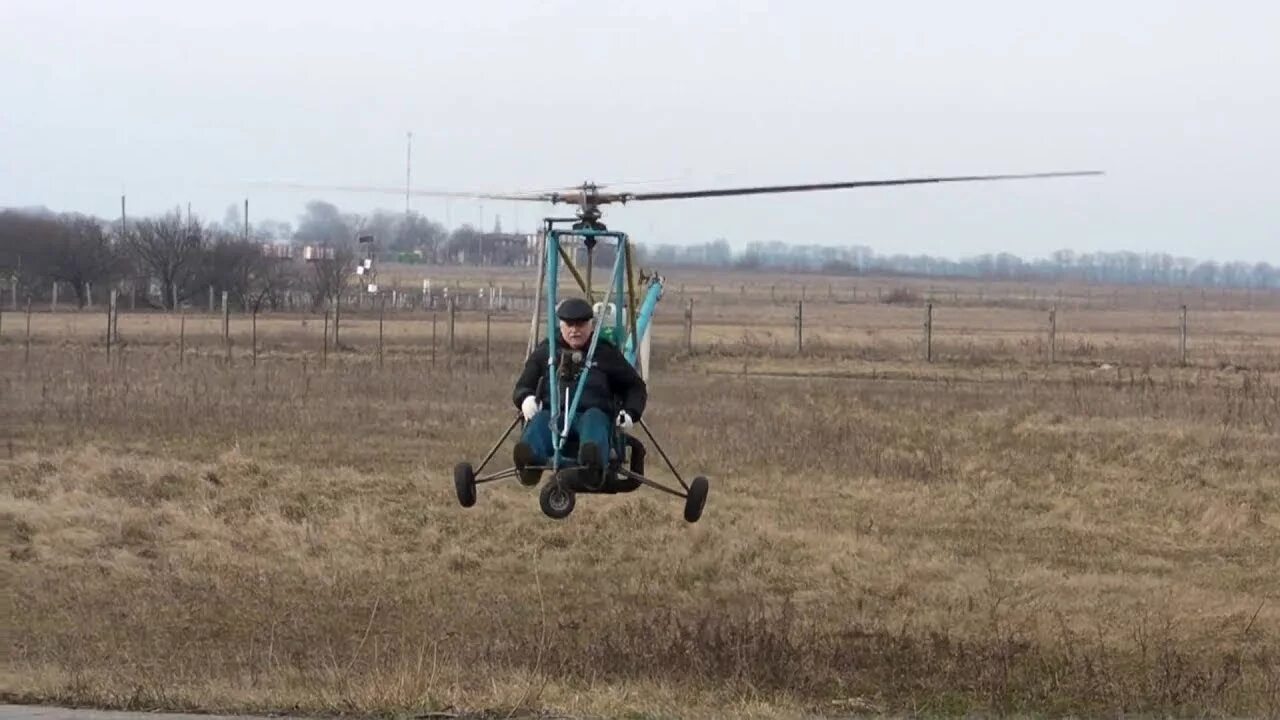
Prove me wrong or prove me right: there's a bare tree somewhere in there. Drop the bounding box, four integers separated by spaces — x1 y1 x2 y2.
195 234 256 306
126 211 203 309
237 245 298 312
0 209 59 300
305 246 357 311
44 214 122 307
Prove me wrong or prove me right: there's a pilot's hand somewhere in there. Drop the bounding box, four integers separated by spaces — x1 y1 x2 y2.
616 410 634 430
521 395 541 421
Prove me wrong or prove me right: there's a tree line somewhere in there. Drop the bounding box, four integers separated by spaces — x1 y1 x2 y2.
648 240 1280 289
0 200 534 311
2 200 1277 313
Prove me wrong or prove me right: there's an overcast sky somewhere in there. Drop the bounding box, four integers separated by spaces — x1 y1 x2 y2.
3 0 1277 264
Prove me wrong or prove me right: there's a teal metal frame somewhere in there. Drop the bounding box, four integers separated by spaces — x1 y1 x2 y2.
544 228 637 469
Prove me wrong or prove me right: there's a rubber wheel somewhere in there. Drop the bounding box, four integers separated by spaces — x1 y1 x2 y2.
539 480 575 519
454 463 476 508
684 476 709 523
517 471 540 487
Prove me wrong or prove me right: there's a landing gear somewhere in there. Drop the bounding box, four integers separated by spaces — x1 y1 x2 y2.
539 477 576 519
454 463 476 508
454 412 708 522
684 476 709 523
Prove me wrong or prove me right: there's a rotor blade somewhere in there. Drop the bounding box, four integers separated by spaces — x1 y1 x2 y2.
572 175 690 190
626 171 1103 201
244 180 551 202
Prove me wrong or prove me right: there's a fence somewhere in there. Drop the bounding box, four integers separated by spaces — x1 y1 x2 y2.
10 275 1280 315
665 295 1223 366
2 288 1275 373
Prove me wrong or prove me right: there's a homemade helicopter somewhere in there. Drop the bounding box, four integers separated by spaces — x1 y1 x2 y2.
260 170 1103 521
428 170 1104 521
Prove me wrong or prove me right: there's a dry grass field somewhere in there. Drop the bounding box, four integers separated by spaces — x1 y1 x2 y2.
3 269 1280 718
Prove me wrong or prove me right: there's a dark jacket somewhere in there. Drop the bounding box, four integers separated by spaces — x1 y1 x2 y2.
513 334 647 421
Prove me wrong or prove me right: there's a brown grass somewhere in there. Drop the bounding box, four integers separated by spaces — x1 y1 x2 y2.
3 271 1280 718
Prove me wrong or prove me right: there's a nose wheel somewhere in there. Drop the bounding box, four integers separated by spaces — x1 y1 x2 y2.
539 479 575 519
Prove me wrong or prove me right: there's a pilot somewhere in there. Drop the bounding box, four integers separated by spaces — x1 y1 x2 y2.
512 296 646 484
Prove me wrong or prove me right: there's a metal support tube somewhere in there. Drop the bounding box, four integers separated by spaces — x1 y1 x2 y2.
617 468 688 499
476 467 521 484
474 413 522 475
556 244 592 300
637 419 689 492
625 280 664 364
624 239 639 354
527 232 547 355
546 233 562 467
614 235 625 340
561 241 626 440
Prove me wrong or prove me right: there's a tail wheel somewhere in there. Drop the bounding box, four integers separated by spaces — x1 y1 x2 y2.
684 476 709 523
539 480 575 519
454 463 477 508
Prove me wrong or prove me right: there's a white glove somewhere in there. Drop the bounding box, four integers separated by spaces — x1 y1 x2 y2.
521 395 541 421
616 410 634 430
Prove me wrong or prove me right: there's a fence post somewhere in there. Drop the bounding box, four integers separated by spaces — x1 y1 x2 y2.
333 293 341 349
106 290 115 363
485 312 491 372
378 294 385 369
1180 305 1188 366
924 302 933 363
684 298 694 353
1049 306 1057 364
431 311 437 367
796 300 803 353
323 310 329 367
10 276 16 310
222 291 231 365
252 307 258 368
448 297 456 353
108 285 119 348
179 309 186 368
51 281 58 313
112 289 119 345
24 296 32 366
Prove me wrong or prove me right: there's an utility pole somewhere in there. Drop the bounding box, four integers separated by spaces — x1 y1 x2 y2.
244 198 249 242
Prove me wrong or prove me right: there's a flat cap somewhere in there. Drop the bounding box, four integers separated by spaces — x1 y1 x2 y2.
555 297 594 322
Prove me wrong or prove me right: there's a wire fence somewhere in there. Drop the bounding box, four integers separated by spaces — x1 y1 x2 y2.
4 287 1278 375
